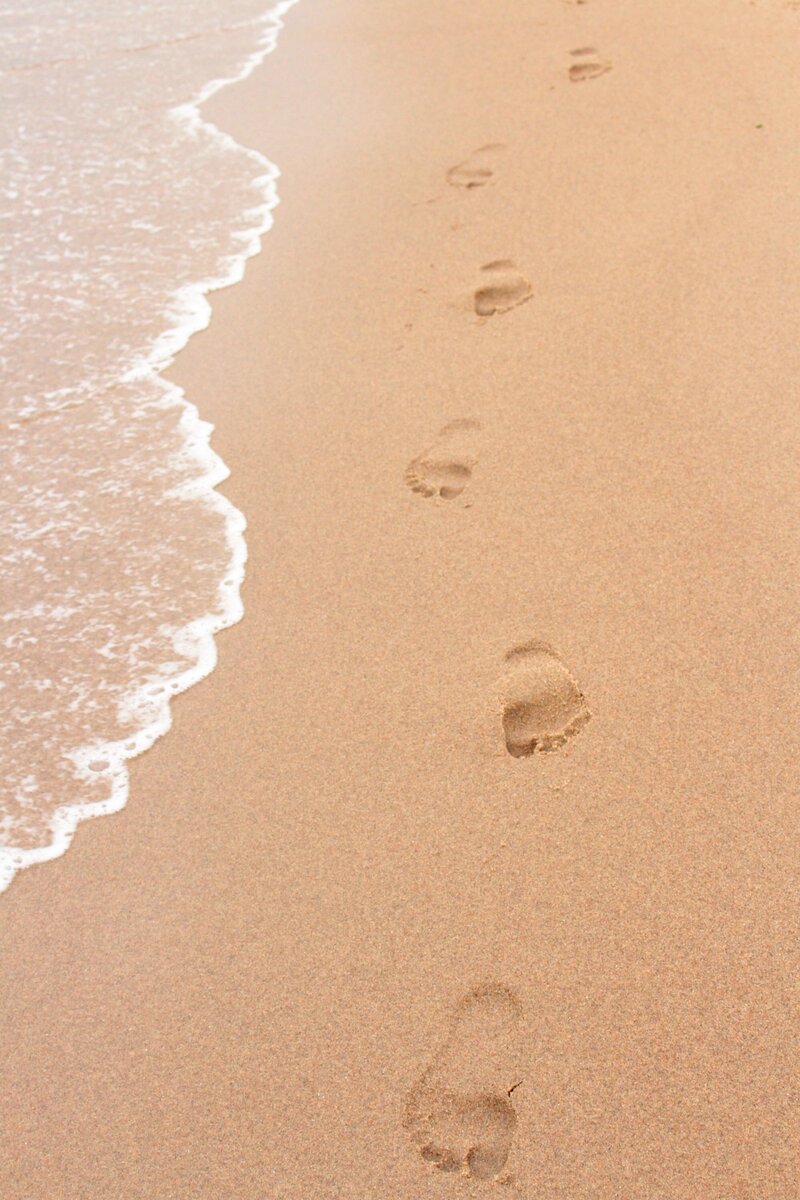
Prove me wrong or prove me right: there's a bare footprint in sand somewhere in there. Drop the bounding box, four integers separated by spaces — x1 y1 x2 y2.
500 640 590 756
405 985 523 1183
474 260 533 317
568 47 612 81
405 418 481 500
447 144 505 189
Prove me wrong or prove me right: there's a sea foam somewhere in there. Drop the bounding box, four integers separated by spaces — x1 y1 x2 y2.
0 0 296 890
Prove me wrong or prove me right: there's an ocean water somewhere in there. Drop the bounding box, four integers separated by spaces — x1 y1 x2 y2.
0 0 295 890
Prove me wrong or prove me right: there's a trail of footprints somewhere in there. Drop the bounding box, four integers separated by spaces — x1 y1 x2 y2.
401 29 603 1185
444 143 532 317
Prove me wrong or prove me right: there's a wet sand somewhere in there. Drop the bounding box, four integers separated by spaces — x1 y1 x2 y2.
2 0 800 1196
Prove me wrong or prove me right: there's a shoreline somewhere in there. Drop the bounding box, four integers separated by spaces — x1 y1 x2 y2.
2 0 800 1196
0 0 295 893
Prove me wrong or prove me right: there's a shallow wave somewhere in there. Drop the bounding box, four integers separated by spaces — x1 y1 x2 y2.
0 0 296 890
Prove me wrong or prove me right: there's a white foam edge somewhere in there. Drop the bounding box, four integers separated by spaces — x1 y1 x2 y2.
0 0 298 894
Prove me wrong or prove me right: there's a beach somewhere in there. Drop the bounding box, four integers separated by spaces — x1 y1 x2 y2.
2 0 799 1195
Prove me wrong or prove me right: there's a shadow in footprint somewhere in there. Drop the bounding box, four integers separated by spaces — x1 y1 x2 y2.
405 984 523 1183
568 47 612 81
500 640 590 756
474 260 532 317
446 144 505 189
405 418 481 500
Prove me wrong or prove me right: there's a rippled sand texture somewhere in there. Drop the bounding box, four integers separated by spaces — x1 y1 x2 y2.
0 2 294 886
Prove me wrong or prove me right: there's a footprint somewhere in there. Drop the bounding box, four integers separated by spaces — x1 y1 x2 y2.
500 640 590 756
404 418 481 500
473 260 533 317
446 143 505 189
568 48 612 81
404 985 523 1183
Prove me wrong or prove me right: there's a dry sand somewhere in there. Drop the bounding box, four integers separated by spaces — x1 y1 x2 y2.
2 0 800 1196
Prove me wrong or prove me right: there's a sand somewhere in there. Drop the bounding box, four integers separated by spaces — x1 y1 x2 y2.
2 0 799 1195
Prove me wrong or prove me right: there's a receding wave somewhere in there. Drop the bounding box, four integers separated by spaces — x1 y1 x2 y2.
0 0 296 890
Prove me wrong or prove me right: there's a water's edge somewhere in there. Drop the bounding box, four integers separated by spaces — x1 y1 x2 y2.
0 0 297 892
